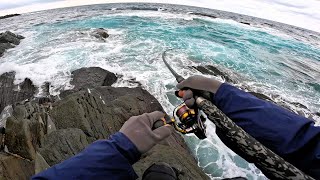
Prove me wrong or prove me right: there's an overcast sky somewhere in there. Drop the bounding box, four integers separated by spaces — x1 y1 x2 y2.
0 0 319 33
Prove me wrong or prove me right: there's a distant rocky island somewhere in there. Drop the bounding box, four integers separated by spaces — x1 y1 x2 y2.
0 14 20 20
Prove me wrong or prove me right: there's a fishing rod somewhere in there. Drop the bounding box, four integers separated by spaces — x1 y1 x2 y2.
156 49 314 180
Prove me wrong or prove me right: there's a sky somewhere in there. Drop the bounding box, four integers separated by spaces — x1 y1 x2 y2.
0 0 319 33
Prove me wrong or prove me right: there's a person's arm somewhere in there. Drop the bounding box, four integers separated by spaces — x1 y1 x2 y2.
32 132 140 180
32 111 174 180
213 83 320 176
177 76 320 177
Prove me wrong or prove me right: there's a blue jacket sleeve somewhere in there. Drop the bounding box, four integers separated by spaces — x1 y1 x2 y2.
213 83 320 177
32 132 141 180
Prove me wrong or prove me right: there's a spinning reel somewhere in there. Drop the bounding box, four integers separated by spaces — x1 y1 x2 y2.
154 102 207 139
173 103 207 139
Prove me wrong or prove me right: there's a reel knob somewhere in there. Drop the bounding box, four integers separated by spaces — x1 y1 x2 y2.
152 114 174 130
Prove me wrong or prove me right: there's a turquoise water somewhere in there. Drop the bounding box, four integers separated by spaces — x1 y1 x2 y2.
1 6 320 179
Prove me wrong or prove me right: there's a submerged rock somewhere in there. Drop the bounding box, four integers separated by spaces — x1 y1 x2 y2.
91 28 109 39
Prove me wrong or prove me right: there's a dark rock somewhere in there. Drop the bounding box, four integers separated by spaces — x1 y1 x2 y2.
263 23 274 27
50 86 163 141
38 97 53 105
35 152 50 174
0 43 14 56
0 14 20 20
91 28 109 39
49 85 208 179
5 101 45 160
192 65 234 83
315 112 320 117
240 22 250 25
0 152 34 180
58 89 77 99
39 128 89 166
0 31 24 57
70 67 117 91
41 82 50 96
0 31 24 45
0 72 37 113
190 12 217 19
4 31 24 40
289 102 308 110
130 7 159 11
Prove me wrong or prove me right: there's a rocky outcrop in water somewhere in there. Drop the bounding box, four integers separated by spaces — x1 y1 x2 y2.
0 14 20 20
191 65 235 83
0 67 209 180
0 31 24 57
91 28 109 40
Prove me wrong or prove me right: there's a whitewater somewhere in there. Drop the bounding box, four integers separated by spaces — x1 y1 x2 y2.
0 3 320 180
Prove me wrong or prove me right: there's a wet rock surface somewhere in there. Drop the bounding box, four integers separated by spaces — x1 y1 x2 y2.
0 31 24 57
0 72 37 113
70 67 117 91
0 67 209 180
91 28 109 40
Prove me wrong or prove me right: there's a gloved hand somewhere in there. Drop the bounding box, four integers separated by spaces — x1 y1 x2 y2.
176 75 222 107
120 111 174 154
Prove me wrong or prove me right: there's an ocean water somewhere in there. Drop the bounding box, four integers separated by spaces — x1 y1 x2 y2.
0 3 320 180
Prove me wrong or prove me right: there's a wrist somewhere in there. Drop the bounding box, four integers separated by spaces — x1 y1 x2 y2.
208 79 223 94
112 132 141 164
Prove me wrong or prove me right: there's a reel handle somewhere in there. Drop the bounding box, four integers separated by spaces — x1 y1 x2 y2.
175 89 212 102
152 114 175 130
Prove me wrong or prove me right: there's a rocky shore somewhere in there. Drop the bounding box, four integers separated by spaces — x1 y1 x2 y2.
0 66 209 180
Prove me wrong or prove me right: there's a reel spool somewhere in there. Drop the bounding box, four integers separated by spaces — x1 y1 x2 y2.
173 103 207 139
